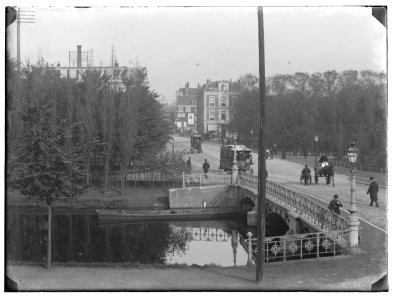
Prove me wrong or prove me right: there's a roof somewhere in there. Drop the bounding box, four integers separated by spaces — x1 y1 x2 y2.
177 95 197 105
177 87 199 95
226 145 250 151
204 80 240 92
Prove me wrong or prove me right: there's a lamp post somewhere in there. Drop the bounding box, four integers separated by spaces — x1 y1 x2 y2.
314 135 319 166
346 141 360 254
231 131 238 185
250 129 253 149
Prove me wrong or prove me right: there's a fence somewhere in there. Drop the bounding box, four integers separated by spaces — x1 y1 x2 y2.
7 196 131 209
238 173 349 231
284 152 386 173
242 229 351 263
182 172 232 187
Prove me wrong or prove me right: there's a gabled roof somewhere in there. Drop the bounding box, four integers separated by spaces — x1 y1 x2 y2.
203 80 240 92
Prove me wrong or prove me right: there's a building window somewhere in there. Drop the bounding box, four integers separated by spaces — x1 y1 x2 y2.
209 96 215 107
221 96 226 106
209 110 215 121
221 84 227 90
192 101 196 106
221 111 226 121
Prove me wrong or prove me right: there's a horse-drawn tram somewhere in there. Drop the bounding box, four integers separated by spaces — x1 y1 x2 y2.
219 145 254 173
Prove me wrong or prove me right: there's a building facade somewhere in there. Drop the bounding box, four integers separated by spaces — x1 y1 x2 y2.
52 45 146 91
197 80 240 136
175 82 199 136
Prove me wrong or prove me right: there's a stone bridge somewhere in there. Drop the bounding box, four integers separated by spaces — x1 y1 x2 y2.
169 172 358 256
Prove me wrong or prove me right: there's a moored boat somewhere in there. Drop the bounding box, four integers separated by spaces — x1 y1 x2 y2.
96 208 247 224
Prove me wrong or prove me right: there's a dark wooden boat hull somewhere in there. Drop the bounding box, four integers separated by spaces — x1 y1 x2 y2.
96 209 247 224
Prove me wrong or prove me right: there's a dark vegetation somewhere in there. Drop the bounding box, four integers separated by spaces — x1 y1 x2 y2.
232 71 387 168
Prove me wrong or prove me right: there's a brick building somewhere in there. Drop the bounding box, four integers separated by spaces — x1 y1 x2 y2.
175 82 199 136
196 79 240 137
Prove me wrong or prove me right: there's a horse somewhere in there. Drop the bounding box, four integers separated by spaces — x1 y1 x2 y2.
316 163 334 186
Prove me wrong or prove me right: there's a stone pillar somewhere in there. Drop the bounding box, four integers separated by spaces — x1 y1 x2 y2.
231 162 238 185
246 232 253 265
247 210 257 226
348 167 360 254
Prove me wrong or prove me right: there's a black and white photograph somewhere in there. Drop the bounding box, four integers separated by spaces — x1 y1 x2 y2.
3 0 389 292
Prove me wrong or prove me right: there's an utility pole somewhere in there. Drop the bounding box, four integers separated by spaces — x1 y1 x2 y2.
256 6 266 285
15 8 35 74
17 8 20 74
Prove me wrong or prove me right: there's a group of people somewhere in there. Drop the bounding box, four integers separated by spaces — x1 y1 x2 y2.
186 157 210 178
192 156 380 212
328 176 379 215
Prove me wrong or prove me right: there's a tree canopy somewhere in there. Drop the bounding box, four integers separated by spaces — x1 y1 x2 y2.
232 70 387 166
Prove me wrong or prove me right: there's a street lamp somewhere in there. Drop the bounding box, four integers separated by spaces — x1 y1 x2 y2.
250 129 253 149
231 131 238 185
314 135 319 166
346 141 360 253
232 131 238 166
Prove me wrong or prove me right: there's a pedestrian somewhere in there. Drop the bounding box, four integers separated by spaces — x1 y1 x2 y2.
202 159 210 178
367 176 379 207
301 164 311 185
328 194 343 215
186 157 192 174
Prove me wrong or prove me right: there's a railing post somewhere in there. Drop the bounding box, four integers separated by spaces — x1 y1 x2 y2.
182 172 185 188
247 232 253 265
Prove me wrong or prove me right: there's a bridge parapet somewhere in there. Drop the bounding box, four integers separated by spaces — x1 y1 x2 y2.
238 173 349 231
182 172 231 188
242 229 352 263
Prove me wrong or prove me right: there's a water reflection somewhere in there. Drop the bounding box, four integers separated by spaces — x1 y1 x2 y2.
6 209 248 266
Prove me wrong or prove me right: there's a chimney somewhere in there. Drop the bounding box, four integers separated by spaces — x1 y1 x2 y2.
77 45 82 68
185 82 189 88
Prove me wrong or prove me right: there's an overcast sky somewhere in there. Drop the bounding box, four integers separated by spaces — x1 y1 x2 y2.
6 4 387 103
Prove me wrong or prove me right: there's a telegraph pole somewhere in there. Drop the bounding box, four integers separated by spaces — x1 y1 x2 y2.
17 8 20 74
15 8 36 74
256 6 266 285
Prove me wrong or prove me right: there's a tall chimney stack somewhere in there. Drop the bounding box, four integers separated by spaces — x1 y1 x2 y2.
77 45 82 68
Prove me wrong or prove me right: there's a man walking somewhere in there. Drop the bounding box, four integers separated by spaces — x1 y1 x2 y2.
328 194 343 215
367 176 379 207
186 157 192 174
202 159 210 178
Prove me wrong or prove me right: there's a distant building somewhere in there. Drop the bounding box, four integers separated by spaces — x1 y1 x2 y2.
52 45 146 91
175 82 199 136
196 79 240 136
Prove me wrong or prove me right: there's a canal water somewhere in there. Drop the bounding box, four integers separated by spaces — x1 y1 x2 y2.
6 209 249 267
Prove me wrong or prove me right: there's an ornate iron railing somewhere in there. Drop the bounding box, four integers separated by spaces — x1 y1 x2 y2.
243 229 351 263
182 172 231 187
182 227 230 242
238 173 349 231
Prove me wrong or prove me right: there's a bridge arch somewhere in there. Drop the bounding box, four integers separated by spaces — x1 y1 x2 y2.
240 197 255 211
266 212 289 237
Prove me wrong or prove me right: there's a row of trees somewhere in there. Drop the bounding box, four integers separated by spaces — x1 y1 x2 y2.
6 56 182 268
232 70 387 167
7 57 174 197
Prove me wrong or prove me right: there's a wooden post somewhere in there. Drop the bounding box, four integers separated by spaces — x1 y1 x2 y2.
47 196 52 269
256 6 266 285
